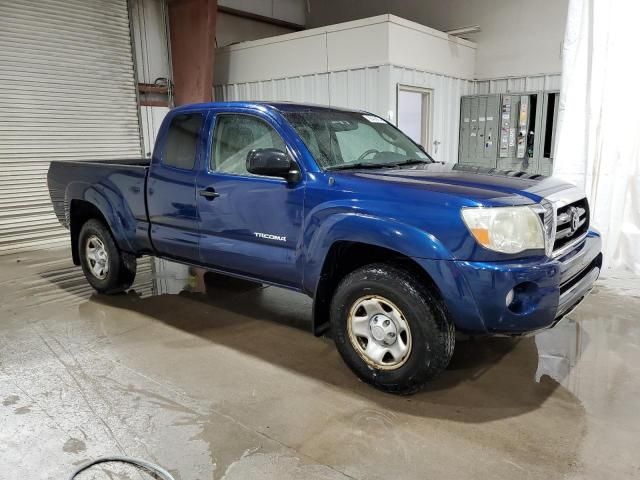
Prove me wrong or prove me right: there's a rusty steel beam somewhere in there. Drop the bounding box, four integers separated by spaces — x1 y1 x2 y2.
168 0 217 105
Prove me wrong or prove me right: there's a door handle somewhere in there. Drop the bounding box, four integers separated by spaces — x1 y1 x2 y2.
199 188 220 200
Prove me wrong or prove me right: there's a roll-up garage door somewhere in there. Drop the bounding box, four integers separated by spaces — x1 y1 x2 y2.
0 0 141 254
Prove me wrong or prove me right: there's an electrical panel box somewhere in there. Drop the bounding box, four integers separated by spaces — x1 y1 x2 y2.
459 95 499 168
459 92 551 174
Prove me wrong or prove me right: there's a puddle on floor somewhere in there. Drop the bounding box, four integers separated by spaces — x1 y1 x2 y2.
2 250 640 479
4 252 640 412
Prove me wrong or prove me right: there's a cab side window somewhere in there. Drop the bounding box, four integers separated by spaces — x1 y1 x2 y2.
212 114 286 175
163 113 204 170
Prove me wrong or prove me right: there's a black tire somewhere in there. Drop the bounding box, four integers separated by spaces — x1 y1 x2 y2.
78 219 136 294
330 263 455 395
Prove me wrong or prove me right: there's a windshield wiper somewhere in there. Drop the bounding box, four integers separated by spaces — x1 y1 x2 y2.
325 162 399 171
394 158 433 166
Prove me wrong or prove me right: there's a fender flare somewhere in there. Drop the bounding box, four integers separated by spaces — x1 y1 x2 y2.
302 212 453 334
65 182 136 255
303 212 453 294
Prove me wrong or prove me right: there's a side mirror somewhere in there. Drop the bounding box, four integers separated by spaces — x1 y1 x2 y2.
246 148 300 182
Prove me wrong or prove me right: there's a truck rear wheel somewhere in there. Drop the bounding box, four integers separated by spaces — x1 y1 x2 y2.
78 219 136 294
330 263 454 395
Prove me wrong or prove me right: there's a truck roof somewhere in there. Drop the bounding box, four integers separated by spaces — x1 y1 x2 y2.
171 101 370 116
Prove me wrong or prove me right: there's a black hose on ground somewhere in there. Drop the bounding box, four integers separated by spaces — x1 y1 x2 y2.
67 456 176 480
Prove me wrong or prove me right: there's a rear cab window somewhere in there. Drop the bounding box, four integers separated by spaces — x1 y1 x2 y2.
162 113 204 170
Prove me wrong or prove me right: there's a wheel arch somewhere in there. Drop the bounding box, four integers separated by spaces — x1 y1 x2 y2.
69 199 114 265
311 241 445 336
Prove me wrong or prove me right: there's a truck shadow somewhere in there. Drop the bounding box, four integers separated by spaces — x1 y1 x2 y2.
70 268 584 424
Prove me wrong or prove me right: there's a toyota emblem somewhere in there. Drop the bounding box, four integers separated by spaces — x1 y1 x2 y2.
568 207 580 234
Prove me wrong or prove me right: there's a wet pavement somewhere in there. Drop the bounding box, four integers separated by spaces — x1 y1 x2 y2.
1 249 639 479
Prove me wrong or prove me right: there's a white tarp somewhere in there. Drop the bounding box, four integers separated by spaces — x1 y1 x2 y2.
554 0 640 274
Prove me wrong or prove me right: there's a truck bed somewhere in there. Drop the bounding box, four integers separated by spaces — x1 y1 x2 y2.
47 158 152 254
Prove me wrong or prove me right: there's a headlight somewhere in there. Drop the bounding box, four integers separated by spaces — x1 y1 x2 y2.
461 206 544 254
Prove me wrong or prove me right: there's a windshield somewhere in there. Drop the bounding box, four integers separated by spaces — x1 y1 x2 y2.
283 110 434 170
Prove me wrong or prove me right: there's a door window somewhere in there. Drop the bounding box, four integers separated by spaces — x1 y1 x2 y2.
212 114 286 175
163 113 204 170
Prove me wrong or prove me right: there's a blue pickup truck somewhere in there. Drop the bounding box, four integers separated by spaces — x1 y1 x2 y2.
48 101 602 394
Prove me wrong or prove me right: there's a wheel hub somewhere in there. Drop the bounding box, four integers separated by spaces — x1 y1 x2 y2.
369 314 397 345
86 235 109 280
347 295 412 370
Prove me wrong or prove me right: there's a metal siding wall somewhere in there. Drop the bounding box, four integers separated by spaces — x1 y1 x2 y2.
215 68 387 115
215 73 331 105
329 67 387 116
474 74 562 94
130 0 171 157
0 0 141 254
544 74 562 91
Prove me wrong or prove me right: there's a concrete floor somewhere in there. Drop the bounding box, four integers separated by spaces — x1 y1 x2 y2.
1 250 639 480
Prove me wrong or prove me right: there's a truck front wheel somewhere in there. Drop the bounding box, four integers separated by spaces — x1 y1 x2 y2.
330 263 454 394
78 219 136 294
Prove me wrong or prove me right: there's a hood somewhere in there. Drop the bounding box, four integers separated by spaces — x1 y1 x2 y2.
333 162 574 206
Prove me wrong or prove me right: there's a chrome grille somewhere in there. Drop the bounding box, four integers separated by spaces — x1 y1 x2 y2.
553 198 590 252
540 199 555 245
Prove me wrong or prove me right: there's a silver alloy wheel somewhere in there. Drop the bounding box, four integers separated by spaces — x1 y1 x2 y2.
347 295 412 370
85 235 109 280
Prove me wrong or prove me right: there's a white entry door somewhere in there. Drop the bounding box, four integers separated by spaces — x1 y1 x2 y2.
397 86 434 154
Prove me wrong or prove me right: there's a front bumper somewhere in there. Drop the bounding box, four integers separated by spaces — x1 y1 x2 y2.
416 230 602 334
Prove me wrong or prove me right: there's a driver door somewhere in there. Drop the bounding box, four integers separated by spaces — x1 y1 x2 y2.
196 111 305 288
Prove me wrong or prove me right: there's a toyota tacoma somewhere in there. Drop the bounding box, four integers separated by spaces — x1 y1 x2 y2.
47 102 602 394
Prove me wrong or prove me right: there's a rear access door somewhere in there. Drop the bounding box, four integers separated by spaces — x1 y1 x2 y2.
147 111 206 260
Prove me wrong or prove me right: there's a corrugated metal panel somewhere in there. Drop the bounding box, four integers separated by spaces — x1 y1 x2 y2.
328 67 387 116
215 67 390 117
215 73 331 105
0 0 141 254
474 74 562 94
544 74 562 91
